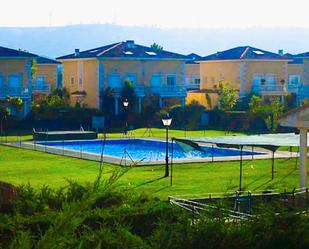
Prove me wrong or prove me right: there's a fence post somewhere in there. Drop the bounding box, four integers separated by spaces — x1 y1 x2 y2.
306 188 309 213
80 142 83 159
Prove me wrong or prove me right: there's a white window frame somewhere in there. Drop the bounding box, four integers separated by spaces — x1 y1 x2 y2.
35 75 46 87
265 73 276 85
0 74 3 87
78 61 84 90
289 75 300 86
8 73 22 87
166 74 176 86
108 74 121 88
194 77 201 85
150 74 162 87
252 73 264 85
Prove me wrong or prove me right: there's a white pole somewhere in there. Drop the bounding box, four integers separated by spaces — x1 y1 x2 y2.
299 128 308 188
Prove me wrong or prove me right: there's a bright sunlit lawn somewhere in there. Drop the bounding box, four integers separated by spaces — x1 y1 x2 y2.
0 145 304 199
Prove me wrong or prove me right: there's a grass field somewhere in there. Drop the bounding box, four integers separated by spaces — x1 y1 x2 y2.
0 144 304 199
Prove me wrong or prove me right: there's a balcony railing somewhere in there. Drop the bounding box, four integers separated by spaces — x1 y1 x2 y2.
0 86 31 98
150 85 187 97
32 84 51 94
252 84 290 95
112 84 146 97
185 83 200 90
110 84 187 98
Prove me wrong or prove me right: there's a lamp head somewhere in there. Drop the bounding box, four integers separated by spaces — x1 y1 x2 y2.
123 99 129 107
162 113 172 127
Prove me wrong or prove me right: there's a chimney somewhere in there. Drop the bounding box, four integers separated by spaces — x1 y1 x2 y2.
278 49 284 55
125 40 135 49
75 49 80 56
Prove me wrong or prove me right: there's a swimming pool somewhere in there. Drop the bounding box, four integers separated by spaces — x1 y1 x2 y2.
39 139 262 161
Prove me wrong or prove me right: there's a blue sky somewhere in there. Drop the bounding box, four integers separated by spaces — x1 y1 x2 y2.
1 0 308 28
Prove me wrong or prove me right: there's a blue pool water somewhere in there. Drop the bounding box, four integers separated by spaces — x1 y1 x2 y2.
39 139 262 161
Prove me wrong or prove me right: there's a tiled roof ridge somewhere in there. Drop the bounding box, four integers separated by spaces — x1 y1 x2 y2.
240 47 250 59
97 42 122 56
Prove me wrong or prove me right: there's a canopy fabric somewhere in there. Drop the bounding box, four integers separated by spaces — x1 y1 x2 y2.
180 133 305 148
174 138 204 152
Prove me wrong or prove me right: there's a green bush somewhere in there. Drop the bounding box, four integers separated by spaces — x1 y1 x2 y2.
1 178 309 248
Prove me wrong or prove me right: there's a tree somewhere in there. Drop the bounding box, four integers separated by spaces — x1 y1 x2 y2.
120 80 137 112
248 95 284 132
150 43 163 50
101 87 115 117
217 82 238 112
248 95 263 114
31 59 38 81
5 96 23 112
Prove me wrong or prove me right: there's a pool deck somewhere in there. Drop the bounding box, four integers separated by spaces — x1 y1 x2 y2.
2 137 300 166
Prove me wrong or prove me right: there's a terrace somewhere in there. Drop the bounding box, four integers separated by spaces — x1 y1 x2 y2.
0 86 31 98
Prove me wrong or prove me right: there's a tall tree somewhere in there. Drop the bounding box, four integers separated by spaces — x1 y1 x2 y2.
150 43 163 50
217 82 238 112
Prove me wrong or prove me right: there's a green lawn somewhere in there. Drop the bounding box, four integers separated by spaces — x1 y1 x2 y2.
0 145 304 199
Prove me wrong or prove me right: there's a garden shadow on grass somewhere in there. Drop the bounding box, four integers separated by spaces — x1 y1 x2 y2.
131 176 165 189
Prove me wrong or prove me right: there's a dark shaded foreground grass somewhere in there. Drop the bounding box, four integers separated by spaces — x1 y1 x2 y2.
0 173 308 249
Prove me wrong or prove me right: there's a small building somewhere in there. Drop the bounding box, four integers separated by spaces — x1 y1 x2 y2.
185 53 202 90
34 56 61 96
0 46 37 117
292 52 309 104
280 105 309 188
187 46 292 109
57 40 188 114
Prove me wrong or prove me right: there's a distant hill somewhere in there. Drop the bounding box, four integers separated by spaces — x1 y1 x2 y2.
0 24 308 58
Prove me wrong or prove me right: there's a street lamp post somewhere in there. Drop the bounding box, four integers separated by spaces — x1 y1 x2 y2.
123 99 129 135
162 113 172 177
0 115 7 143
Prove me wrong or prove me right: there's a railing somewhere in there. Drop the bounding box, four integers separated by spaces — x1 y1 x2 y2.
112 84 145 97
252 84 287 94
32 84 51 94
0 86 31 98
111 84 187 97
150 85 187 97
185 83 200 90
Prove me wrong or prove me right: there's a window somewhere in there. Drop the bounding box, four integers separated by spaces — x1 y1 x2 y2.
8 74 21 87
220 73 224 80
146 51 157 56
71 77 74 85
0 74 3 87
265 74 276 85
252 74 263 85
194 78 200 85
151 74 161 87
108 75 121 88
78 78 83 88
289 75 300 85
166 75 176 86
205 76 208 84
35 75 45 88
211 77 215 84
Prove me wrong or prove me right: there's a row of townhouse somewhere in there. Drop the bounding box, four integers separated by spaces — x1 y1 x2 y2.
2 41 309 118
0 46 60 117
187 46 309 108
57 40 188 114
